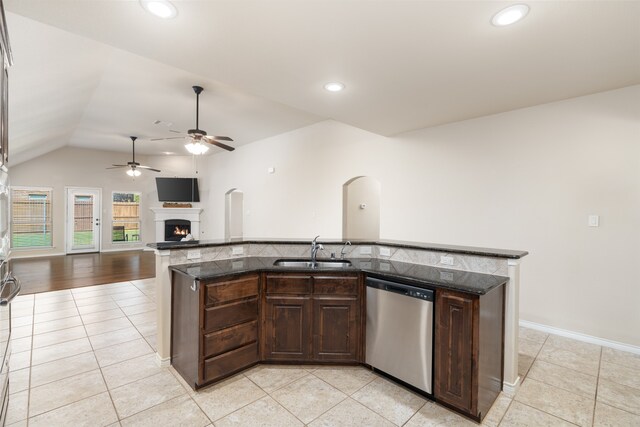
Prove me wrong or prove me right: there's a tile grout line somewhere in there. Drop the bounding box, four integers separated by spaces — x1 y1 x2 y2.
24 294 35 426
514 332 592 427
82 280 189 423
255 370 314 425
264 372 321 426
591 346 602 426
164 368 218 426
275 369 351 425
495 398 516 426
513 400 582 426
71 285 123 424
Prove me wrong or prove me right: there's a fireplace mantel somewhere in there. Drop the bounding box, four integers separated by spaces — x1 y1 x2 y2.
150 207 203 242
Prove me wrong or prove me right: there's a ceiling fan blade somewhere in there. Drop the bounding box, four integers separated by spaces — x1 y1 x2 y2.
107 165 128 169
169 129 183 134
150 136 185 141
212 136 233 142
204 137 235 151
137 166 162 172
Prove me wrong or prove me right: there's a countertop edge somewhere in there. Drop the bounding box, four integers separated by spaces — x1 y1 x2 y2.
169 259 510 296
148 238 528 259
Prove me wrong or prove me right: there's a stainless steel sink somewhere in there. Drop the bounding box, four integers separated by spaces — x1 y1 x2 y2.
273 259 352 268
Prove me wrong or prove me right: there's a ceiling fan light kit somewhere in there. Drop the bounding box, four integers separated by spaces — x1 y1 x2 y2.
106 136 161 176
185 141 209 155
151 85 235 154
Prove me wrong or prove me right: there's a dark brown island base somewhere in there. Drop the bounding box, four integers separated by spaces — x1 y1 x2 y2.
170 258 506 422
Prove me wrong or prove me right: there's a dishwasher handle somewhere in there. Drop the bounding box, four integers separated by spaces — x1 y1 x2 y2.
385 284 409 295
366 276 434 301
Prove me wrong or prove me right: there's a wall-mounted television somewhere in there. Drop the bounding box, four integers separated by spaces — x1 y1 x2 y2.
156 178 200 202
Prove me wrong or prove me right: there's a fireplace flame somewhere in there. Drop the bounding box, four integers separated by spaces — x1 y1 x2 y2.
174 226 188 236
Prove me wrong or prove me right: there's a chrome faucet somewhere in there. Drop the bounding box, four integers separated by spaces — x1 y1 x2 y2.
311 235 324 264
340 241 352 259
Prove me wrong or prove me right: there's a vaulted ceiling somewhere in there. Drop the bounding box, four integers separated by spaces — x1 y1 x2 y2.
5 0 640 164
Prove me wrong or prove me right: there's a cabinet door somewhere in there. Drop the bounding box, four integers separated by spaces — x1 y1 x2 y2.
263 296 312 360
434 290 477 414
313 297 359 361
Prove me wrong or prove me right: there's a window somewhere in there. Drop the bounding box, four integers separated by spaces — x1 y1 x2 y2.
112 192 141 243
11 187 53 248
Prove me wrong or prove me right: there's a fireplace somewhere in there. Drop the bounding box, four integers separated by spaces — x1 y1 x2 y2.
165 219 191 241
151 207 202 242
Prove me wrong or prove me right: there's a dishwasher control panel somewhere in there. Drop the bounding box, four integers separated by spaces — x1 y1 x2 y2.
366 276 434 302
406 288 433 301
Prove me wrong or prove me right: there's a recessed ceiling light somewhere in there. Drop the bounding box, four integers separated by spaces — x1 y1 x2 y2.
324 82 345 92
140 0 178 19
491 4 529 27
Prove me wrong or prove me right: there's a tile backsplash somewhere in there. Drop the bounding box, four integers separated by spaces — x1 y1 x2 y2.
168 242 508 276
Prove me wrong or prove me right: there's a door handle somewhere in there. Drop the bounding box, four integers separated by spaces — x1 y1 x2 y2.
0 275 21 306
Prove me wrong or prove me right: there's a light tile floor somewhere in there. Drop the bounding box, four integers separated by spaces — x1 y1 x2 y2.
5 279 640 426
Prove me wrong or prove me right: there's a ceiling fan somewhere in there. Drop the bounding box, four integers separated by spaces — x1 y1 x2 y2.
107 136 161 176
151 85 235 154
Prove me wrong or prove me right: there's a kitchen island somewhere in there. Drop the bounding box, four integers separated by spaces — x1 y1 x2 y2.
149 238 527 420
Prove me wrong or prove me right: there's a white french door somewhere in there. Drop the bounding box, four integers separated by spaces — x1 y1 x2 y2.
66 187 101 254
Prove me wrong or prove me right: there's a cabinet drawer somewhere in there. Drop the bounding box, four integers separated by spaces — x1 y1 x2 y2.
203 320 258 359
203 342 258 383
204 275 259 306
203 297 258 332
314 276 359 295
265 275 312 294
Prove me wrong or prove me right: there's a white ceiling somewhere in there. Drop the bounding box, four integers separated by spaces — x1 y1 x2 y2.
5 0 640 164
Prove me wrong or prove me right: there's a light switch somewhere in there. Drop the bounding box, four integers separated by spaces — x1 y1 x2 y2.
379 247 391 257
187 250 201 260
588 215 599 227
232 246 244 255
268 167 275 174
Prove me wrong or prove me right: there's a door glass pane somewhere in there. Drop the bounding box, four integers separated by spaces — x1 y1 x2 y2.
73 195 94 247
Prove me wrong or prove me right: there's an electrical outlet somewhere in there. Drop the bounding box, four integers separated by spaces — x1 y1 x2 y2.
232 246 244 255
440 255 454 266
187 250 201 260
360 246 372 255
440 271 454 281
379 247 391 257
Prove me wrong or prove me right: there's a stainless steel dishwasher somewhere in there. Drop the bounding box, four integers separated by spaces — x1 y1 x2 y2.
366 276 434 394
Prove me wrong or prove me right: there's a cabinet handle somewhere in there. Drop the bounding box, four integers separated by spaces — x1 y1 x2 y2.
191 280 199 292
0 275 21 306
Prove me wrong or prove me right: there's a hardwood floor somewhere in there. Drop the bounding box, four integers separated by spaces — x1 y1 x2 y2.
10 250 155 294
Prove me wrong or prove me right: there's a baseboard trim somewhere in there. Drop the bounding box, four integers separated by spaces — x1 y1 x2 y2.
11 252 66 259
100 247 147 253
502 376 521 397
519 320 640 355
155 353 171 367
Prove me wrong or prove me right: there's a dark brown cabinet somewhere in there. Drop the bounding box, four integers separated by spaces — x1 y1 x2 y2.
434 286 504 422
262 273 361 363
171 266 504 422
264 295 312 360
313 297 358 361
171 272 260 389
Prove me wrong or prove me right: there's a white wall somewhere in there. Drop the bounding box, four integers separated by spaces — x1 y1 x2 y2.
204 85 640 347
10 147 206 256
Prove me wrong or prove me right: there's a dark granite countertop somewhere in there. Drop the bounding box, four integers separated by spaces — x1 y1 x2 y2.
169 257 509 295
149 238 528 259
